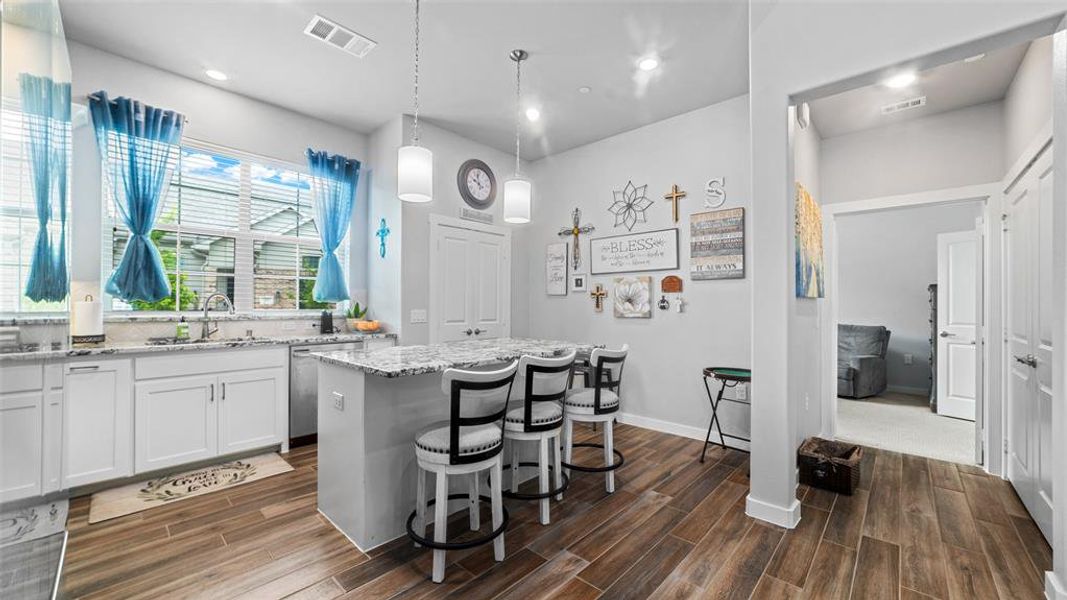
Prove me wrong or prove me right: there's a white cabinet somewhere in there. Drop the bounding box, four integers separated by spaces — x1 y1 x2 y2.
64 359 133 487
0 390 44 502
135 374 218 473
218 367 285 454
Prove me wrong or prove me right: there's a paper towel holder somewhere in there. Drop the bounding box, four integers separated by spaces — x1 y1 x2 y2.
71 294 106 346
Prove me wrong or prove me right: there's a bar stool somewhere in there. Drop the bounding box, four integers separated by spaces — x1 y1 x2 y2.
562 345 628 493
501 351 576 525
406 361 517 583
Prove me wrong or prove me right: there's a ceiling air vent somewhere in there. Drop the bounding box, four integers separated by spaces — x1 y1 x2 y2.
881 96 927 116
304 14 377 58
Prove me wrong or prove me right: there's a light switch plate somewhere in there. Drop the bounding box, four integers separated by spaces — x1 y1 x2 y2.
736 384 747 401
332 391 344 411
904 353 913 365
410 309 428 324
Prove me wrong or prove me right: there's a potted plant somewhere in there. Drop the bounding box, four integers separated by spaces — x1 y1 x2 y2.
346 303 380 332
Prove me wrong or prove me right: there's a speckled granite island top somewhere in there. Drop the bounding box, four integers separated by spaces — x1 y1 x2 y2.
313 337 598 378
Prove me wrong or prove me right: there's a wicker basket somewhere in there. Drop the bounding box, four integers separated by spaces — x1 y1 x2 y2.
798 438 862 495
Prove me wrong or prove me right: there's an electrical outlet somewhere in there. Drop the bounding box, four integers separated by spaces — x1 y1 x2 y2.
332 391 344 411
410 309 428 324
736 384 747 401
282 322 297 331
904 353 913 365
804 393 810 410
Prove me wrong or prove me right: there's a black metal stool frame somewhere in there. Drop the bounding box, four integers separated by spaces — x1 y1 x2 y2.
562 352 626 473
701 367 752 462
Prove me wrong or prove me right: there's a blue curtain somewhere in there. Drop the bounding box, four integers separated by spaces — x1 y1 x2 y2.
306 149 360 302
19 73 71 302
89 91 185 303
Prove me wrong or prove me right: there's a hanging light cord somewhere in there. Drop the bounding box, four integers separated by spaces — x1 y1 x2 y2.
514 54 522 175
412 0 421 145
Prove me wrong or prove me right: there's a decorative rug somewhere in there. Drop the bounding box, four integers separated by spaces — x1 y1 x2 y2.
837 392 975 465
0 500 68 549
88 453 293 523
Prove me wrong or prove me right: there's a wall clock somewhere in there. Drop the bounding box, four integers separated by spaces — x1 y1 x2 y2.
457 159 496 210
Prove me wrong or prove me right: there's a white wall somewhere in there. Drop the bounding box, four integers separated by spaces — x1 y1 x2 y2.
365 117 404 334
1005 36 1053 170
526 95 751 441
67 41 370 305
821 102 1005 203
792 115 824 445
837 201 984 393
748 0 1064 533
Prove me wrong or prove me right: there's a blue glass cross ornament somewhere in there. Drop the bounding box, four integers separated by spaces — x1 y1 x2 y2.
376 218 390 258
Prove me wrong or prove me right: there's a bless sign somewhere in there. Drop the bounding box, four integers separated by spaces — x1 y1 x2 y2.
590 228 679 275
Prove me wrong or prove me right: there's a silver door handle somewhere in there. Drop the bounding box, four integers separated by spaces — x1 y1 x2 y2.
292 348 311 354
1014 354 1038 368
210 383 215 402
221 382 226 400
939 331 953 338
474 328 483 335
465 329 473 336
68 365 99 372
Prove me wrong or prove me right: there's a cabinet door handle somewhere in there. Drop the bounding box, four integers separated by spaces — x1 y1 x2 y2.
465 329 473 336
474 328 483 335
292 348 311 354
69 365 99 372
210 383 215 402
221 382 226 400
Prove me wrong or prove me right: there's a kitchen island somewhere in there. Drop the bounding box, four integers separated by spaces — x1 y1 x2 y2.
313 338 595 551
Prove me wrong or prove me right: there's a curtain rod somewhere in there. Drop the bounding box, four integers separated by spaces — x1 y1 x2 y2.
84 94 190 123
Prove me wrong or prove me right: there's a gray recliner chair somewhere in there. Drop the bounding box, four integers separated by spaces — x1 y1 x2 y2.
837 324 890 399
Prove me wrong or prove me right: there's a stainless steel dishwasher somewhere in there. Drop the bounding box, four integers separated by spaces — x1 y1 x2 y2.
290 340 363 445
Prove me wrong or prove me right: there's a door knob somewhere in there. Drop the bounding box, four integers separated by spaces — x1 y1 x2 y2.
465 329 473 336
474 328 483 335
1014 354 1038 368
939 331 953 338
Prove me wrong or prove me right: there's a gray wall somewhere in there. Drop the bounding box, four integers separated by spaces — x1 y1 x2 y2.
1004 36 1053 170
821 101 1004 204
526 95 751 442
837 202 984 393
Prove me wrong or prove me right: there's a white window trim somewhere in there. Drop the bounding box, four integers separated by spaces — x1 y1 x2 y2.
102 137 345 316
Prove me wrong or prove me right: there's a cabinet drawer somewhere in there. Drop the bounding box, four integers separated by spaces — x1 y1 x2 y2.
0 363 43 393
135 347 287 380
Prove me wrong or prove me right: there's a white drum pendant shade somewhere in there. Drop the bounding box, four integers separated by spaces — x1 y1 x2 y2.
503 177 531 223
397 145 433 203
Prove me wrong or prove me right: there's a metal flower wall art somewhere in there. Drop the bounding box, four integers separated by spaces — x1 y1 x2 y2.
609 180 652 231
613 275 652 318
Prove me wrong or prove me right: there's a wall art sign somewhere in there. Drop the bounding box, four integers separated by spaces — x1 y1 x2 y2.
704 177 726 208
609 180 652 231
795 183 824 298
613 276 652 318
660 275 683 294
691 208 744 280
590 228 679 275
546 242 568 296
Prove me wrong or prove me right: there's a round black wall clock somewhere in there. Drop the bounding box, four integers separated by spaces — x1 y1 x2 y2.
457 159 496 210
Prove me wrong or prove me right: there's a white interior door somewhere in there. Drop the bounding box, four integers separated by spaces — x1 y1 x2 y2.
430 220 510 343
936 230 979 421
1004 146 1054 542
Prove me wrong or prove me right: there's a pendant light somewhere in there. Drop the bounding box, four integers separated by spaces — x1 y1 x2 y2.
503 49 531 224
397 0 432 203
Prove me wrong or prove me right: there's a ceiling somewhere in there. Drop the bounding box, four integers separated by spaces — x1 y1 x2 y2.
58 0 749 160
809 41 1029 139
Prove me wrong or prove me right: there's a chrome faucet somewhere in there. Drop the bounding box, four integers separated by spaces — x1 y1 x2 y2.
201 293 235 339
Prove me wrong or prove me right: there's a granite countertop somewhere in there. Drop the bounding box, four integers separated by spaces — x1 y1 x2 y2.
313 337 598 378
0 332 396 362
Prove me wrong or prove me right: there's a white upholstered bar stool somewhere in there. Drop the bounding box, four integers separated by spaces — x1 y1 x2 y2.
502 351 576 525
561 345 628 493
406 361 517 584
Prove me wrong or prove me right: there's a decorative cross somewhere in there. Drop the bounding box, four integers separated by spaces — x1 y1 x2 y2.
663 184 688 223
590 284 607 312
375 218 390 258
557 208 595 270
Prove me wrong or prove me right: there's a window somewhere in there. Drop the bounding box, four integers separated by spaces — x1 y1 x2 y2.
0 97 69 314
104 141 340 312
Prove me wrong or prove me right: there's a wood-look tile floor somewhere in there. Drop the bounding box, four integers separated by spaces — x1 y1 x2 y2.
60 424 1051 599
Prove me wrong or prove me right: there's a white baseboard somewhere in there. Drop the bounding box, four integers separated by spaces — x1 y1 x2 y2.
886 385 929 397
1047 571 1067 600
746 494 802 529
617 412 751 452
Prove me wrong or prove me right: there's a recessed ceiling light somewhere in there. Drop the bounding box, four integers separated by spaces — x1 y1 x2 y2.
205 69 229 81
525 107 541 122
964 53 986 63
578 86 591 94
883 72 916 89
637 56 660 72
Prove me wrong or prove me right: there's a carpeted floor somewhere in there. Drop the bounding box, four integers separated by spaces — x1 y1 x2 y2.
836 391 976 465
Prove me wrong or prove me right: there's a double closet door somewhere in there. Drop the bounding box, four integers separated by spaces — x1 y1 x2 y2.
1003 144 1054 542
431 220 511 343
